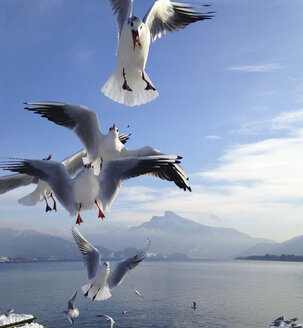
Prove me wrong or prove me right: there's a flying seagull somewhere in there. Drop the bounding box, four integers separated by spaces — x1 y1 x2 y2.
0 154 182 224
24 102 191 191
101 0 214 106
63 291 79 325
72 226 150 301
0 149 86 212
131 284 144 298
96 314 115 328
0 127 131 210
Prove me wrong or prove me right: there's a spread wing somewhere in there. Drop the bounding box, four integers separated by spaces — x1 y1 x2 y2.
61 149 87 177
68 291 77 310
118 133 131 145
110 0 133 35
97 155 180 210
0 173 36 194
0 159 72 204
24 102 104 162
71 226 101 280
107 238 151 289
143 0 214 41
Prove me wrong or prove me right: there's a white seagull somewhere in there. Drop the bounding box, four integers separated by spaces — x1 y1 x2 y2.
63 291 79 325
72 226 151 301
24 102 191 191
0 149 86 212
0 154 182 224
101 0 214 106
131 284 144 298
0 131 130 211
96 314 115 328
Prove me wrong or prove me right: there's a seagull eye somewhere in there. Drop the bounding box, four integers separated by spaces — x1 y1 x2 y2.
140 26 142 30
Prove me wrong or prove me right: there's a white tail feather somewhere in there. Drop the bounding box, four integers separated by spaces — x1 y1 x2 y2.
101 68 158 107
82 283 111 301
18 189 44 206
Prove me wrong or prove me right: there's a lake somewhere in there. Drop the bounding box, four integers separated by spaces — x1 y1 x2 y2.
0 259 303 327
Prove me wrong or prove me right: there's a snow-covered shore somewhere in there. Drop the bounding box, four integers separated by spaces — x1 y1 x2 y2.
0 314 44 328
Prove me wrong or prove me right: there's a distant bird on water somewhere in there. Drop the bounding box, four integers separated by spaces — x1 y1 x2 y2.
96 314 115 328
72 226 150 301
63 291 79 325
102 0 214 106
131 284 144 298
5 309 14 317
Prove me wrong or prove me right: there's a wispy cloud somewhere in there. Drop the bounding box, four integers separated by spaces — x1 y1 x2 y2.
205 135 221 140
227 63 282 73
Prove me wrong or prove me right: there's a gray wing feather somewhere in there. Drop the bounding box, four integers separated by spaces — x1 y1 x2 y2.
143 0 214 41
71 226 101 280
68 291 77 310
110 0 133 35
0 173 36 194
61 149 87 177
24 102 103 161
98 155 178 210
0 159 72 202
107 238 151 289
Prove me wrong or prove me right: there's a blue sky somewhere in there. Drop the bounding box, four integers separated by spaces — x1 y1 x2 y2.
1 0 303 242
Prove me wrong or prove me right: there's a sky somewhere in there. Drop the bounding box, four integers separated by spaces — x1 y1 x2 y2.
1 0 303 242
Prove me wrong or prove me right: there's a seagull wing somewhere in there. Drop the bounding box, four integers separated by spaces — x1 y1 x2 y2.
0 173 36 194
24 102 103 162
108 238 151 289
71 226 101 280
110 0 133 35
120 147 191 191
97 155 179 211
0 159 72 204
118 133 131 145
61 149 87 177
143 0 214 41
97 314 115 326
68 291 77 310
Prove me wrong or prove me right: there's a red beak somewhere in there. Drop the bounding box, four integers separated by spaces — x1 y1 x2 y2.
112 124 116 129
87 162 92 169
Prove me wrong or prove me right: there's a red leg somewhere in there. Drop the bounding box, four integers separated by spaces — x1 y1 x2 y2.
76 204 83 225
142 72 156 91
44 197 52 212
95 200 105 219
122 68 132 91
50 193 57 212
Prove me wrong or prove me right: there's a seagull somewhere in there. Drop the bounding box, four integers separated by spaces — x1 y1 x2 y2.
72 226 151 301
5 309 14 317
101 0 214 106
24 102 191 191
63 291 79 325
122 310 127 315
0 149 86 212
96 314 115 328
0 154 182 224
131 284 144 298
0 127 131 211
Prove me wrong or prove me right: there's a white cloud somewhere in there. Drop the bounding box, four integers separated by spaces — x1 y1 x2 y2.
205 135 221 140
227 63 282 73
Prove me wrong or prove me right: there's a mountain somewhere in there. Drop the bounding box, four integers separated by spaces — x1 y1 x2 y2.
240 235 303 257
0 228 138 260
86 211 270 259
0 228 79 259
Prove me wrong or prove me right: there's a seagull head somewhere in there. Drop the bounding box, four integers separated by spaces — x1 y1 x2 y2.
84 162 94 170
103 261 110 269
128 17 143 49
109 124 119 137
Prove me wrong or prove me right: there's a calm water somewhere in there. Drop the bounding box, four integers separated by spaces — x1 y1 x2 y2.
0 259 303 328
